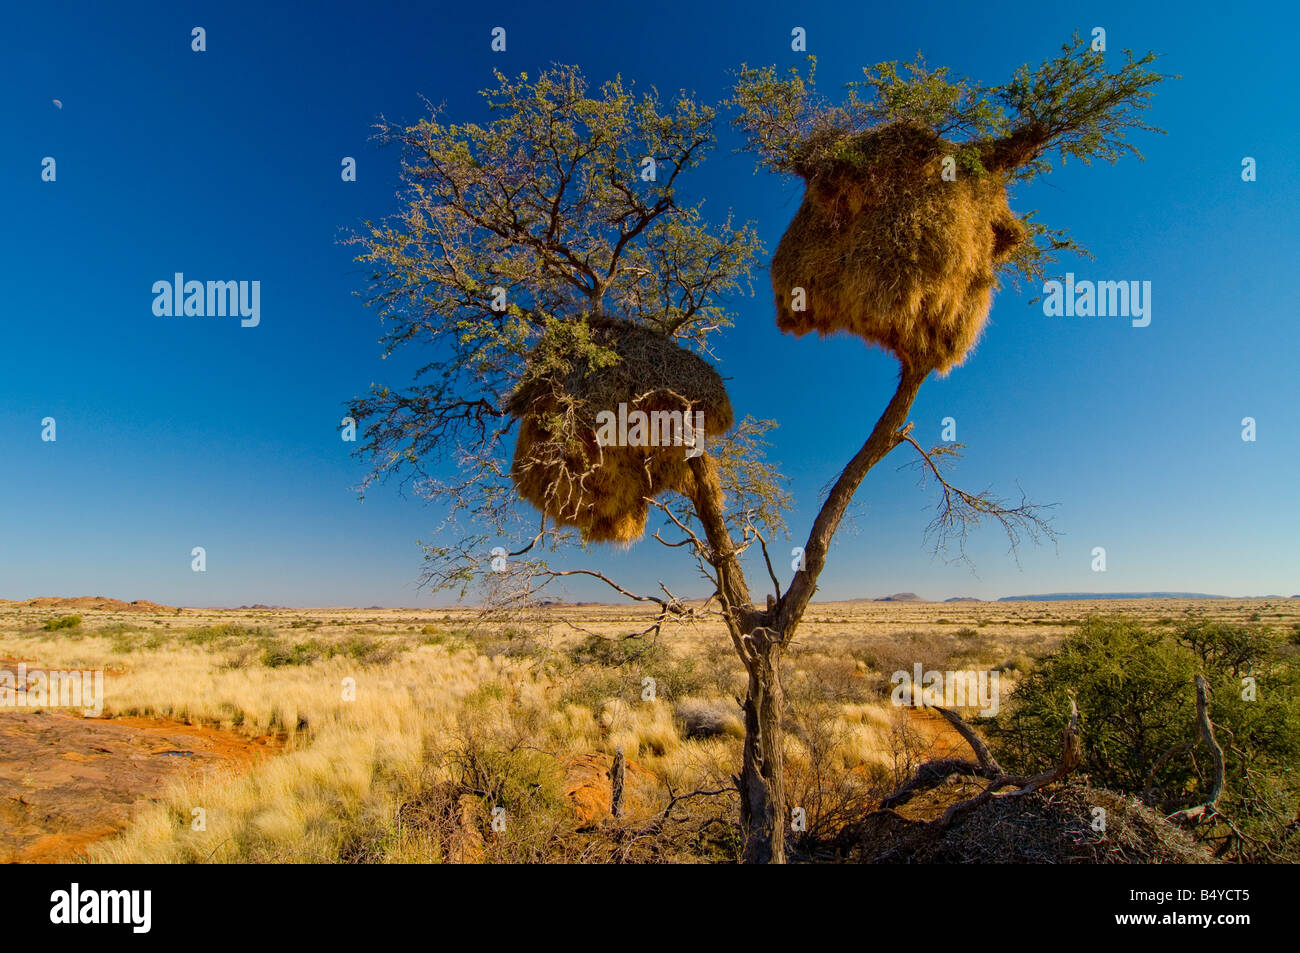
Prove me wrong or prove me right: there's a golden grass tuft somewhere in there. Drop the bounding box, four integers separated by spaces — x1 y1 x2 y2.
772 122 1028 374
506 318 734 543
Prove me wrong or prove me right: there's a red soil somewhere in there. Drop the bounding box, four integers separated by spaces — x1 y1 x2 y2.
0 710 279 863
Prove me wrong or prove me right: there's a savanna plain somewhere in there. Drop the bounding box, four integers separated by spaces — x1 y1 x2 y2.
2 596 1297 864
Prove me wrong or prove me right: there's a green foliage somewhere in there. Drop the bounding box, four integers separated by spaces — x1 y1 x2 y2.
994 38 1166 179
557 668 629 712
1177 621 1278 676
348 65 776 598
108 630 167 653
561 634 709 707
336 635 400 666
259 635 400 668
42 614 82 631
260 640 326 668
991 616 1300 858
182 623 275 645
992 617 1197 792
731 35 1166 179
729 34 1170 288
348 65 760 496
568 632 665 668
725 56 820 177
709 415 791 542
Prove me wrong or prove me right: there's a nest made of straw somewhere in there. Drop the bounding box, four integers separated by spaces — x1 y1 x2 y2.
772 121 1028 374
836 783 1216 864
505 319 734 544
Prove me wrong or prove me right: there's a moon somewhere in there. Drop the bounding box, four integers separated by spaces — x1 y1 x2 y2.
52 99 62 109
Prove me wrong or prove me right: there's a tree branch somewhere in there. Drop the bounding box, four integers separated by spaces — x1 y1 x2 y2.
777 363 928 634
1167 675 1227 825
935 698 1081 830
897 432 1056 564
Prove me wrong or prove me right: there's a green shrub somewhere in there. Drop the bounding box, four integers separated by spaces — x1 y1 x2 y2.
1177 621 1278 676
337 635 399 665
990 615 1300 859
110 631 167 653
558 668 633 711
183 623 274 645
258 634 402 668
991 617 1198 792
43 614 82 631
260 640 325 667
564 634 709 703
568 633 666 669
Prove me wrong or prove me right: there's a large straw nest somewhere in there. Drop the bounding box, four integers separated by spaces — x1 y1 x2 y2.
506 318 734 544
772 121 1028 374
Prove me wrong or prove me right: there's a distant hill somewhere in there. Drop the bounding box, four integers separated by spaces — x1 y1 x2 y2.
998 592 1227 602
874 592 925 602
944 596 982 603
1 595 176 612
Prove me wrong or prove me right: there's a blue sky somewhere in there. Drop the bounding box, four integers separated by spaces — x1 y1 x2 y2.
2 0 1296 607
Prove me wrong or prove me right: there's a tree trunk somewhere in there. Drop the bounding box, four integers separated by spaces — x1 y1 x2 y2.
738 627 787 864
686 454 790 863
610 745 625 820
776 365 927 634
684 364 925 864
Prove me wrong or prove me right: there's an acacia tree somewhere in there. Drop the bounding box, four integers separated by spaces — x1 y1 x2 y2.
350 39 1166 864
348 67 770 562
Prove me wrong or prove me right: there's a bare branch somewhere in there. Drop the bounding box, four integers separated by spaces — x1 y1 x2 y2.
931 706 1003 774
753 524 782 601
898 432 1055 565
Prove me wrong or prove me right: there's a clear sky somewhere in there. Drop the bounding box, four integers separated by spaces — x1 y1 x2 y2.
3 0 1297 607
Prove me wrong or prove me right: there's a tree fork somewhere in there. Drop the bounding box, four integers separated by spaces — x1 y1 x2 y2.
777 363 928 634
685 364 928 863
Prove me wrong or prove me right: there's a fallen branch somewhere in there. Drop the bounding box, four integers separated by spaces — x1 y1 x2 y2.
610 746 626 820
879 706 1002 810
935 698 1081 830
933 705 1003 774
880 757 995 810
